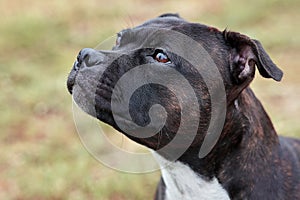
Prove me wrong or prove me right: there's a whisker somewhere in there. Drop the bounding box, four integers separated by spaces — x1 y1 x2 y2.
127 15 135 28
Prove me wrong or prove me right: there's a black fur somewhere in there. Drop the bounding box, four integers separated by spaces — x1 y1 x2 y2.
67 14 300 200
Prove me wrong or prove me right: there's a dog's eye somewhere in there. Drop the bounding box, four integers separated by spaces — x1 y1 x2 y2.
153 50 170 63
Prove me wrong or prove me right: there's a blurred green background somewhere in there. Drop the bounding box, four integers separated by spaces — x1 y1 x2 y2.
0 0 299 199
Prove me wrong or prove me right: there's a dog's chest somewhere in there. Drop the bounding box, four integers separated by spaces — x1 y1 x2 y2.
153 152 230 200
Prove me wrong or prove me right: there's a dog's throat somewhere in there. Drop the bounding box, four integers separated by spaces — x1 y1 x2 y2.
152 152 230 200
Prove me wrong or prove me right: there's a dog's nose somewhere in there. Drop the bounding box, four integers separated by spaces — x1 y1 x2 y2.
76 48 105 68
67 48 105 94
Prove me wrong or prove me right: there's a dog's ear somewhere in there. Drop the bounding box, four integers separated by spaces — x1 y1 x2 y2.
224 30 283 84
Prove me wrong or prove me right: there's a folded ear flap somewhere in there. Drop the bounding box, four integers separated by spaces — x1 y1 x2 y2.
224 30 283 84
251 39 283 81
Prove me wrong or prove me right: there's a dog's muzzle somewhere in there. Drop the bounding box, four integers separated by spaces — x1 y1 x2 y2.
67 48 105 94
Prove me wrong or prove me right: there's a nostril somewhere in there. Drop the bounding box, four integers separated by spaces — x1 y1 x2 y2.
77 48 89 64
77 48 101 67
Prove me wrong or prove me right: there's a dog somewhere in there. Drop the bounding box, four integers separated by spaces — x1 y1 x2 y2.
67 13 300 200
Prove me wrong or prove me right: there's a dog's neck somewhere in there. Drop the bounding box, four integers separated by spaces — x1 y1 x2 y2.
221 86 279 158
153 87 280 199
157 87 279 179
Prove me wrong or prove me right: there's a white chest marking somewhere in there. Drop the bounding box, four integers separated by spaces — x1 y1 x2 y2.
152 152 230 200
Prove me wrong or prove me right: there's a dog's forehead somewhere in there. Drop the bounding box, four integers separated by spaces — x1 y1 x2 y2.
113 17 191 52
118 17 221 54
131 16 218 41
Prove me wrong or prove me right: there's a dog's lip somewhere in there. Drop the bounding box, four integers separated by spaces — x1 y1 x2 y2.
67 61 80 94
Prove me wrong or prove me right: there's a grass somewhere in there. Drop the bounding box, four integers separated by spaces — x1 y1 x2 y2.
0 0 299 199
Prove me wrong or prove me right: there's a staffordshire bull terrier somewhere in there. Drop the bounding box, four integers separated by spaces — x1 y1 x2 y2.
67 13 300 200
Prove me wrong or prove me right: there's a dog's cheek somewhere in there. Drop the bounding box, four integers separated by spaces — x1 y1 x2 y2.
127 84 181 147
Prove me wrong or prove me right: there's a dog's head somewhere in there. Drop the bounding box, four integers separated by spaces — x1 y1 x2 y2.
67 14 283 159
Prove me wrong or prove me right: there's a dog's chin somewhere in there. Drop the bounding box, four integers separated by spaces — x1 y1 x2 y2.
69 62 108 117
72 84 98 118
